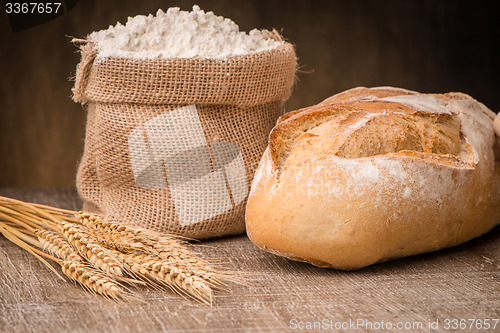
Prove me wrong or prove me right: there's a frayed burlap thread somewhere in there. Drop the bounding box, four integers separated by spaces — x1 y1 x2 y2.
73 35 296 239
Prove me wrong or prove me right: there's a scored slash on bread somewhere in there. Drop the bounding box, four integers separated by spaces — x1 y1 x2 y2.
245 86 500 270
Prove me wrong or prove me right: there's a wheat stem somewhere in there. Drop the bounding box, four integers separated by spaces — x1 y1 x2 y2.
0 196 64 227
0 206 47 230
0 223 64 279
0 213 38 233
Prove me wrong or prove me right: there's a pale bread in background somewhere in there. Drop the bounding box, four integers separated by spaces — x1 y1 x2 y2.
245 86 500 270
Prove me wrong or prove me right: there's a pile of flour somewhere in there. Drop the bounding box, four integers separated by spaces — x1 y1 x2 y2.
89 5 283 59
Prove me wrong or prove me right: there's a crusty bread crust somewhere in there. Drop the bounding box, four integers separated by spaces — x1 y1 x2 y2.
245 86 500 270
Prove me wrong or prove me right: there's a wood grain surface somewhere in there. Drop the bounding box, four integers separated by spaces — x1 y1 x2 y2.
0 188 498 332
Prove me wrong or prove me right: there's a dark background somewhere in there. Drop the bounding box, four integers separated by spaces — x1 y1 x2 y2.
1 0 498 188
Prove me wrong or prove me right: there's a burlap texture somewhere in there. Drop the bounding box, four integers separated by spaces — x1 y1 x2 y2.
73 39 296 239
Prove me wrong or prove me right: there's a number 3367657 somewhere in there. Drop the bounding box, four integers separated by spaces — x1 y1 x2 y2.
5 2 62 14
443 318 498 330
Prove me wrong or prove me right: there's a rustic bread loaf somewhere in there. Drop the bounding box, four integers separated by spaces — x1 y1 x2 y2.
245 86 500 270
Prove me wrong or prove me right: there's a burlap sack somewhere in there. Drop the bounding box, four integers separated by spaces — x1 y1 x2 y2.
72 36 296 239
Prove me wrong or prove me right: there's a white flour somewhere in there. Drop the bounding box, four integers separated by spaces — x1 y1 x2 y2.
89 5 283 59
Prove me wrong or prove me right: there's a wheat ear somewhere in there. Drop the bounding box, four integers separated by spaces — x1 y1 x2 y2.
75 211 184 249
113 250 213 304
61 260 123 300
58 220 124 277
35 228 81 261
35 228 124 299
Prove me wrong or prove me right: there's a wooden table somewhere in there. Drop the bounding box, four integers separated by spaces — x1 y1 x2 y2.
0 188 498 332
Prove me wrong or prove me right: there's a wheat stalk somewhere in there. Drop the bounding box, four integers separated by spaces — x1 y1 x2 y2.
0 195 236 304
